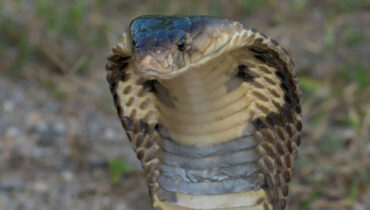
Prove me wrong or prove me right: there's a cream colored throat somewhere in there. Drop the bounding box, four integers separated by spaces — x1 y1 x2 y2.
156 55 255 147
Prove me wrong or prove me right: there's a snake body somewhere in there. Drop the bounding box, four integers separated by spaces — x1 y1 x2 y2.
106 15 302 210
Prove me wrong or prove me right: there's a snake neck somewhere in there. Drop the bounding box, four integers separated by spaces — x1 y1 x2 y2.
156 54 254 146
151 55 271 209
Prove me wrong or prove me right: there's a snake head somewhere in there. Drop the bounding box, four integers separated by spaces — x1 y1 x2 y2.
128 15 233 79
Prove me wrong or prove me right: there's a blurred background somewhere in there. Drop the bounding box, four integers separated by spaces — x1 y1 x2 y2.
0 0 369 209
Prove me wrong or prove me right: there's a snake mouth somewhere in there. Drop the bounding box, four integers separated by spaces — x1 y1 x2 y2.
138 68 178 80
141 69 183 80
141 69 169 79
136 54 176 79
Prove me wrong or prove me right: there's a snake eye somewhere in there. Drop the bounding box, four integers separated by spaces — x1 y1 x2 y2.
177 37 186 51
132 40 136 47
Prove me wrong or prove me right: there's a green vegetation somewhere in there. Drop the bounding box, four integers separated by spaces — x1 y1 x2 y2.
0 15 32 75
324 22 335 49
317 134 345 155
348 180 359 202
338 62 370 92
299 75 322 97
344 26 367 46
109 158 134 184
35 0 107 46
300 184 325 209
326 0 370 12
37 78 68 100
237 0 272 14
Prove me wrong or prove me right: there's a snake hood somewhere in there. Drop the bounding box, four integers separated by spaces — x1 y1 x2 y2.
128 15 235 79
107 15 302 210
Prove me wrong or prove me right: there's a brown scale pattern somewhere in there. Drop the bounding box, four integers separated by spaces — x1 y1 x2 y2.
246 38 302 209
233 40 302 209
106 50 163 199
106 16 302 210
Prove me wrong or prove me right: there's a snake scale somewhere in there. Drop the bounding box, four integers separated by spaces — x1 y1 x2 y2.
106 15 302 210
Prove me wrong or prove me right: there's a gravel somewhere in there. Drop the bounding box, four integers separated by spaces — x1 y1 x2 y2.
0 77 150 210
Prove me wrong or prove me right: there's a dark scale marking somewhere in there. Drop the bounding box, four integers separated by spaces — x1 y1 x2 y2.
286 125 294 137
256 197 265 205
296 121 302 131
156 124 171 138
263 158 274 172
280 199 286 209
271 39 279 46
252 91 269 102
105 63 114 71
262 143 275 157
284 155 292 168
237 64 255 82
295 135 301 146
276 143 285 155
117 62 128 71
121 116 153 135
296 105 302 114
249 47 267 54
282 171 290 182
253 104 296 136
275 159 283 172
286 141 293 153
154 81 170 96
112 91 119 101
282 185 289 196
256 104 270 113
142 79 156 92
115 105 123 117
251 80 264 89
157 187 177 203
139 120 147 132
155 92 176 108
107 55 130 63
106 70 126 86
253 118 267 129
125 97 134 106
254 55 268 63
144 80 176 108
260 66 272 74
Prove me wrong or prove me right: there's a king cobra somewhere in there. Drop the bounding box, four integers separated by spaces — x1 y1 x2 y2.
106 15 302 210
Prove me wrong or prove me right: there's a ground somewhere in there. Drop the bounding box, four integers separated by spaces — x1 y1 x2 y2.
0 0 369 210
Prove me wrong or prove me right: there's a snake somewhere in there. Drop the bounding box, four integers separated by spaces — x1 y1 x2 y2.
106 15 302 210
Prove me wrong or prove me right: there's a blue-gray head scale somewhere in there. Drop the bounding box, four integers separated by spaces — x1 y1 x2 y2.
127 15 233 79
